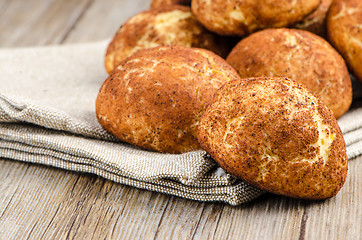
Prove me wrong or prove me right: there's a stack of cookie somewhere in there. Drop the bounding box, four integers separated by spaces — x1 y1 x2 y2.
96 0 361 200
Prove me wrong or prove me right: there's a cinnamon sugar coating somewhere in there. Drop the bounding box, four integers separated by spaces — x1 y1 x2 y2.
191 0 320 36
198 77 348 199
327 0 362 83
97 45 240 153
105 5 229 74
226 28 352 119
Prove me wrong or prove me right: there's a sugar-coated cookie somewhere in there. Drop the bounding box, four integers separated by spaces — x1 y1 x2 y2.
191 0 320 36
105 6 229 74
226 28 352 119
327 0 362 82
198 77 348 199
97 45 240 153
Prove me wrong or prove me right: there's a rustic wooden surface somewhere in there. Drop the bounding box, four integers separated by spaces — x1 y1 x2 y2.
0 0 361 239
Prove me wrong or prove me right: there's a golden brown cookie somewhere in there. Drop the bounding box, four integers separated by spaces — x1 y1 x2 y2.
97 45 240 153
327 0 362 83
292 0 332 37
150 0 191 9
226 28 352 119
105 5 229 74
191 0 320 36
198 77 348 199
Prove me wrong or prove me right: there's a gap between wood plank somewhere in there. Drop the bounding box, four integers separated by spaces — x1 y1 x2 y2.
298 209 308 240
210 204 225 239
190 204 206 240
153 196 171 240
39 203 62 239
64 175 82 240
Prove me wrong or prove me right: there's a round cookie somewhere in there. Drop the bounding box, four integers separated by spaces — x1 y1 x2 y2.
105 5 229 74
327 0 362 83
150 0 191 9
226 28 352 119
191 0 320 36
292 0 332 37
198 77 348 200
97 45 240 153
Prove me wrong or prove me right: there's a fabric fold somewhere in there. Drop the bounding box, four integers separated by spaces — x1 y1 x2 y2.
0 123 265 205
0 41 361 205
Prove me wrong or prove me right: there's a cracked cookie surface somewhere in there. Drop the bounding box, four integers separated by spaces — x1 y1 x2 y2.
105 5 228 74
97 45 240 153
198 77 348 199
191 0 320 36
226 28 352 119
327 0 362 83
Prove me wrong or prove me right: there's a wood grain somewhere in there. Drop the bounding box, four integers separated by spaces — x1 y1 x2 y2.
63 0 149 43
0 0 92 47
0 0 361 239
0 158 360 239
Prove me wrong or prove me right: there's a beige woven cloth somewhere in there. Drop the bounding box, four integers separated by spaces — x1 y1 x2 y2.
1 41 361 205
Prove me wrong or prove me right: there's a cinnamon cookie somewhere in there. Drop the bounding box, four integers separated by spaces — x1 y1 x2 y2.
191 0 320 36
97 45 240 153
327 0 362 82
226 28 352 119
198 77 348 199
105 5 229 74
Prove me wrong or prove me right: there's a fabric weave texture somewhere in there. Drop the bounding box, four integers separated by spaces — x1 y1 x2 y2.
0 41 361 205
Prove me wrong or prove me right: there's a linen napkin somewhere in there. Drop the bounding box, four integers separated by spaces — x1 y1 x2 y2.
0 41 361 205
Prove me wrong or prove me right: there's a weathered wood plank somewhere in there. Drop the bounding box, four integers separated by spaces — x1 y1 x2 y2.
63 0 150 43
0 0 92 47
0 158 359 239
0 161 30 224
210 158 361 240
0 0 361 239
304 158 362 240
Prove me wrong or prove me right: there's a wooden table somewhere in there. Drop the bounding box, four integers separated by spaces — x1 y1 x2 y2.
0 0 361 239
